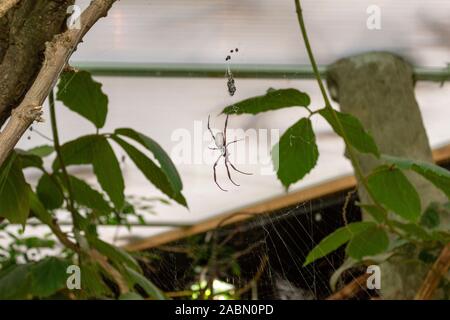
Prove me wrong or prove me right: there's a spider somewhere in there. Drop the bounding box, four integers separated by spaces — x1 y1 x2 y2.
207 114 252 191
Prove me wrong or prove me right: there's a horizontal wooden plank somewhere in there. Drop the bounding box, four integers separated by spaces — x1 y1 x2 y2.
124 143 450 251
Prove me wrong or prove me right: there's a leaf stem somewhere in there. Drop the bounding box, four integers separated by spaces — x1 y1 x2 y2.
293 0 387 218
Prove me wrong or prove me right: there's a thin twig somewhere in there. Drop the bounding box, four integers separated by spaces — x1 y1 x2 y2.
415 243 450 300
0 0 118 166
326 273 370 300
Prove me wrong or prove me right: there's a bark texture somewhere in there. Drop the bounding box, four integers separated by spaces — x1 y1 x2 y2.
326 52 448 299
0 0 74 127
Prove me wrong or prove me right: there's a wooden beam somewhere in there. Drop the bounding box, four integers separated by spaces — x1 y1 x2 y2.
124 143 450 252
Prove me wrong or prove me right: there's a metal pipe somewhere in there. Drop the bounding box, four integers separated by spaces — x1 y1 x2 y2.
72 62 450 82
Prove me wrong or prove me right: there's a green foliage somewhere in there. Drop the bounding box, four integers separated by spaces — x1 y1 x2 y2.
222 88 310 115
346 226 389 260
68 175 112 213
319 108 379 157
367 165 421 222
0 69 187 299
0 154 30 225
37 174 64 210
272 118 318 189
57 70 108 129
115 128 184 195
0 257 70 299
383 155 450 199
124 266 166 300
112 135 187 207
303 222 374 266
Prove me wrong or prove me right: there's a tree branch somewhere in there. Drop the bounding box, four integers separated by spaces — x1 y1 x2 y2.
0 0 21 19
0 0 118 166
326 273 370 300
415 243 450 300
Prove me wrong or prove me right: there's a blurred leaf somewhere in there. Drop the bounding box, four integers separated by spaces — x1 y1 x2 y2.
26 145 54 158
367 166 421 222
115 128 183 194
421 203 441 229
124 266 166 300
37 174 64 210
222 88 310 115
68 175 112 213
16 237 55 249
272 118 318 189
346 226 389 260
0 154 31 225
319 108 379 157
30 257 70 298
80 262 111 298
0 264 31 299
89 237 141 273
383 155 450 199
29 191 53 225
112 135 187 207
57 70 108 129
119 292 143 300
391 221 434 241
303 222 374 266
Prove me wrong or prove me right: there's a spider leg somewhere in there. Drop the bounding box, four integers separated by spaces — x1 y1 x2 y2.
228 160 253 175
223 114 229 144
213 155 227 192
224 159 240 186
207 115 216 141
226 138 243 147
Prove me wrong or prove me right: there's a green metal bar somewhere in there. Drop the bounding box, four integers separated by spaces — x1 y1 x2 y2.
72 62 450 82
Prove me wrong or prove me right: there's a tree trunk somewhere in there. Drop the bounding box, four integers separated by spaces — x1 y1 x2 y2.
326 52 448 299
0 0 74 127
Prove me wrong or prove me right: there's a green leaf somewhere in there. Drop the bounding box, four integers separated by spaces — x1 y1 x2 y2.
115 128 183 193
53 135 97 170
57 70 108 129
303 222 374 266
222 88 311 115
55 135 124 210
36 174 64 210
357 204 385 223
112 135 187 207
0 264 32 299
124 266 166 300
319 108 379 157
16 237 55 249
272 118 318 189
367 166 421 222
391 221 434 241
68 175 112 213
29 191 53 225
80 262 111 297
119 292 144 300
26 145 54 158
346 226 389 260
383 155 450 199
30 257 70 298
89 237 141 273
16 150 43 169
421 202 441 229
91 137 125 210
0 154 31 225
